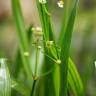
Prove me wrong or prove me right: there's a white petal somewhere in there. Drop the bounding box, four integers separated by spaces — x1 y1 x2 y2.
36 27 42 32
57 1 64 8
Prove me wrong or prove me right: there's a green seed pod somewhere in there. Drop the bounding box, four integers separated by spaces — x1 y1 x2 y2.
0 58 11 96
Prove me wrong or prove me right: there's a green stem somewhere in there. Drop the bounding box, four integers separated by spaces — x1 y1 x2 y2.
30 80 37 96
34 41 40 77
31 42 40 96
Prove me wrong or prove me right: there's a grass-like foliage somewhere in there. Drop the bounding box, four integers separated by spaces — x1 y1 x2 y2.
0 0 84 96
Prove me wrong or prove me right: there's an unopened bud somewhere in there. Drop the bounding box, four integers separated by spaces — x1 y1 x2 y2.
56 59 61 64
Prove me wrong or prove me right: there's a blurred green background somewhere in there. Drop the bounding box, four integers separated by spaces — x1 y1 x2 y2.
0 0 96 95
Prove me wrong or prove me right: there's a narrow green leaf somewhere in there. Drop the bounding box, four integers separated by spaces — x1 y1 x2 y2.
68 58 84 96
13 25 33 78
12 0 32 79
59 0 79 96
58 0 69 45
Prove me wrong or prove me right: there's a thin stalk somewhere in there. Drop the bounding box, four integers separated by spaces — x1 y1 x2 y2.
30 80 37 96
31 40 40 96
35 43 40 76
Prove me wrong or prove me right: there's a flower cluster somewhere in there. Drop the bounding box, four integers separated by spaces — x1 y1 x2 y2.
57 0 64 8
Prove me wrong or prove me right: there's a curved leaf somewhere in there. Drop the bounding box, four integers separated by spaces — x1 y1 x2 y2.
68 58 84 96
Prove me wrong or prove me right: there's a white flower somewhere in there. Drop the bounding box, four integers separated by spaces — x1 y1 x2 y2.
32 27 43 36
57 0 64 8
36 27 42 32
39 0 47 4
31 27 42 32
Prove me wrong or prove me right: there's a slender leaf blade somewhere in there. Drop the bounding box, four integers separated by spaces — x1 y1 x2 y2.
12 0 32 79
68 58 84 96
59 0 79 96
